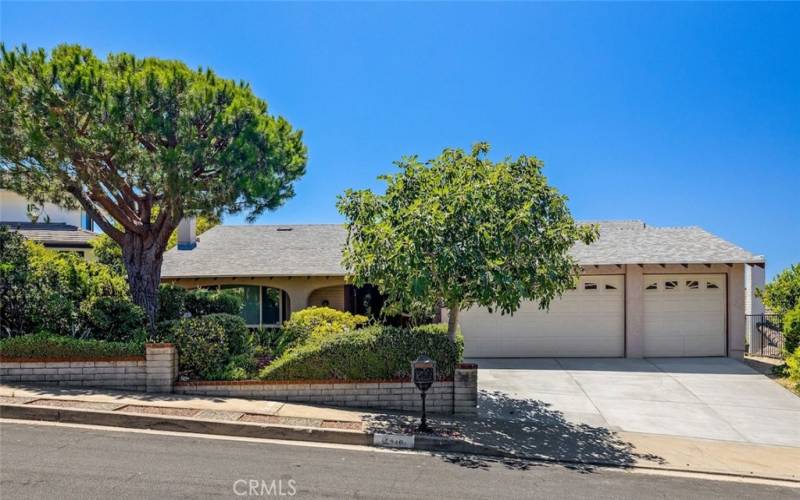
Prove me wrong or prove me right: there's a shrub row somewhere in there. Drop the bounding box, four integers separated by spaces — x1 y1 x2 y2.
783 305 800 356
259 323 463 381
0 227 143 341
279 307 369 349
156 313 250 379
157 284 242 321
0 332 144 359
786 347 800 391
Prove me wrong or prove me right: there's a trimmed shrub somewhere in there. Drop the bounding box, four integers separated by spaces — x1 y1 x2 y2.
158 284 188 322
759 264 800 316
209 313 251 356
161 313 249 378
259 323 463 381
0 332 144 358
786 347 800 390
783 305 800 356
80 296 147 342
280 307 369 348
184 288 242 317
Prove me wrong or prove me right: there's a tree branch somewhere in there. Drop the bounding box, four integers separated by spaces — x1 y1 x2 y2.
64 185 124 243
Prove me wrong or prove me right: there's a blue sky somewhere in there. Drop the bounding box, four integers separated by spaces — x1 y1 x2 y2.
2 2 798 280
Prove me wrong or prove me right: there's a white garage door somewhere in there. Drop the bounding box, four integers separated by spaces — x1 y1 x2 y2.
643 274 726 357
454 275 625 357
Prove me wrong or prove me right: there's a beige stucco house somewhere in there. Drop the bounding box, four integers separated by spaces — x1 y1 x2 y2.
160 220 765 359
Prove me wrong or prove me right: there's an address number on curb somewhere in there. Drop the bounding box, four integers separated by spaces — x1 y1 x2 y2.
373 433 415 449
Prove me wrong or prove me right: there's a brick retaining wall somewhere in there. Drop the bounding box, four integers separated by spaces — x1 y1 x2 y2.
0 344 478 414
0 344 177 393
0 358 147 391
174 365 479 415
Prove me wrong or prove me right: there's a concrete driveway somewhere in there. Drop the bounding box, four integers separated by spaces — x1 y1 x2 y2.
469 357 800 448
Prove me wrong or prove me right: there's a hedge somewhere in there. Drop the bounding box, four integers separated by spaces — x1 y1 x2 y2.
157 313 250 378
783 305 800 356
259 323 463 381
80 295 147 342
184 288 242 317
786 347 800 390
0 332 144 359
279 307 369 349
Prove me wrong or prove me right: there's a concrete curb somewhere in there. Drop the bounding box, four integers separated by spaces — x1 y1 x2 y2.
0 403 371 447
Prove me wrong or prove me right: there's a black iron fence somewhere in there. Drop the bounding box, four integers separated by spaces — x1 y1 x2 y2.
746 314 785 358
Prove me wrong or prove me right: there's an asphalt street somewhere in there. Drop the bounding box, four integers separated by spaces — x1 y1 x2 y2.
0 421 796 499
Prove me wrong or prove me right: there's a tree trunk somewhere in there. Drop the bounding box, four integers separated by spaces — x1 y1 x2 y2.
447 303 460 343
121 233 164 334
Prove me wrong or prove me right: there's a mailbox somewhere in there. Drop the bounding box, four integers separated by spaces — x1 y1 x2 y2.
411 354 436 432
412 355 436 391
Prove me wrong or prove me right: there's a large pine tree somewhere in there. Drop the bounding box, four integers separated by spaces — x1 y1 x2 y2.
0 44 307 329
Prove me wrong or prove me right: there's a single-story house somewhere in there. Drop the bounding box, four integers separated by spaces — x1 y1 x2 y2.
161 220 765 359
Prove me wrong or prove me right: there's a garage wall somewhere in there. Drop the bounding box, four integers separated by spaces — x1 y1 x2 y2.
451 263 747 359
623 263 745 359
452 275 625 358
642 274 726 356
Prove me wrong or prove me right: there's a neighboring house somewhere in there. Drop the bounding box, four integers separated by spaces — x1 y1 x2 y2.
161 220 765 359
0 189 97 258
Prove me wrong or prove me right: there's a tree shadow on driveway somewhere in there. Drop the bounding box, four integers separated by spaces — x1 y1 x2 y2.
363 389 664 472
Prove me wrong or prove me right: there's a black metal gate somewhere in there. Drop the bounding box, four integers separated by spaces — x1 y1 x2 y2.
746 314 785 358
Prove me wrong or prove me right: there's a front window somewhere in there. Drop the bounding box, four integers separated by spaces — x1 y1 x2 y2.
203 285 284 328
261 287 281 326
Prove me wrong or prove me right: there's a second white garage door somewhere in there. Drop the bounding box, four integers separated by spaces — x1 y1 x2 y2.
454 275 625 357
643 274 726 357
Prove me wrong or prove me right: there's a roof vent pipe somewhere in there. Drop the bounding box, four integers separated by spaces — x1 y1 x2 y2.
177 217 197 250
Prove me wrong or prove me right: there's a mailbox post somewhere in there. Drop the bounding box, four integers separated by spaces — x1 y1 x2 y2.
411 354 436 432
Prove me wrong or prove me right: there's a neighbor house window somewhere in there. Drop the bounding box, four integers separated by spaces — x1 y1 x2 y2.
81 211 94 231
686 280 699 290
706 281 720 289
664 280 678 290
605 284 617 290
584 282 598 290
646 282 658 290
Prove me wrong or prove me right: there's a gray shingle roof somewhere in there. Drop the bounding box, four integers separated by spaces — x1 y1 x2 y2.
571 221 764 266
160 221 763 279
162 224 348 278
2 222 97 248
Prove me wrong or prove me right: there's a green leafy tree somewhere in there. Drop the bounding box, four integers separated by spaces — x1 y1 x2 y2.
758 264 800 316
0 44 307 329
337 142 597 342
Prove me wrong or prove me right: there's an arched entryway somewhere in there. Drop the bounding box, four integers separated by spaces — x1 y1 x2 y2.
307 285 346 311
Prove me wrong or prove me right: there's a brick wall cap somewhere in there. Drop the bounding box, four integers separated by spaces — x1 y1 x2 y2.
145 343 175 348
457 363 479 369
0 355 145 363
175 376 455 387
